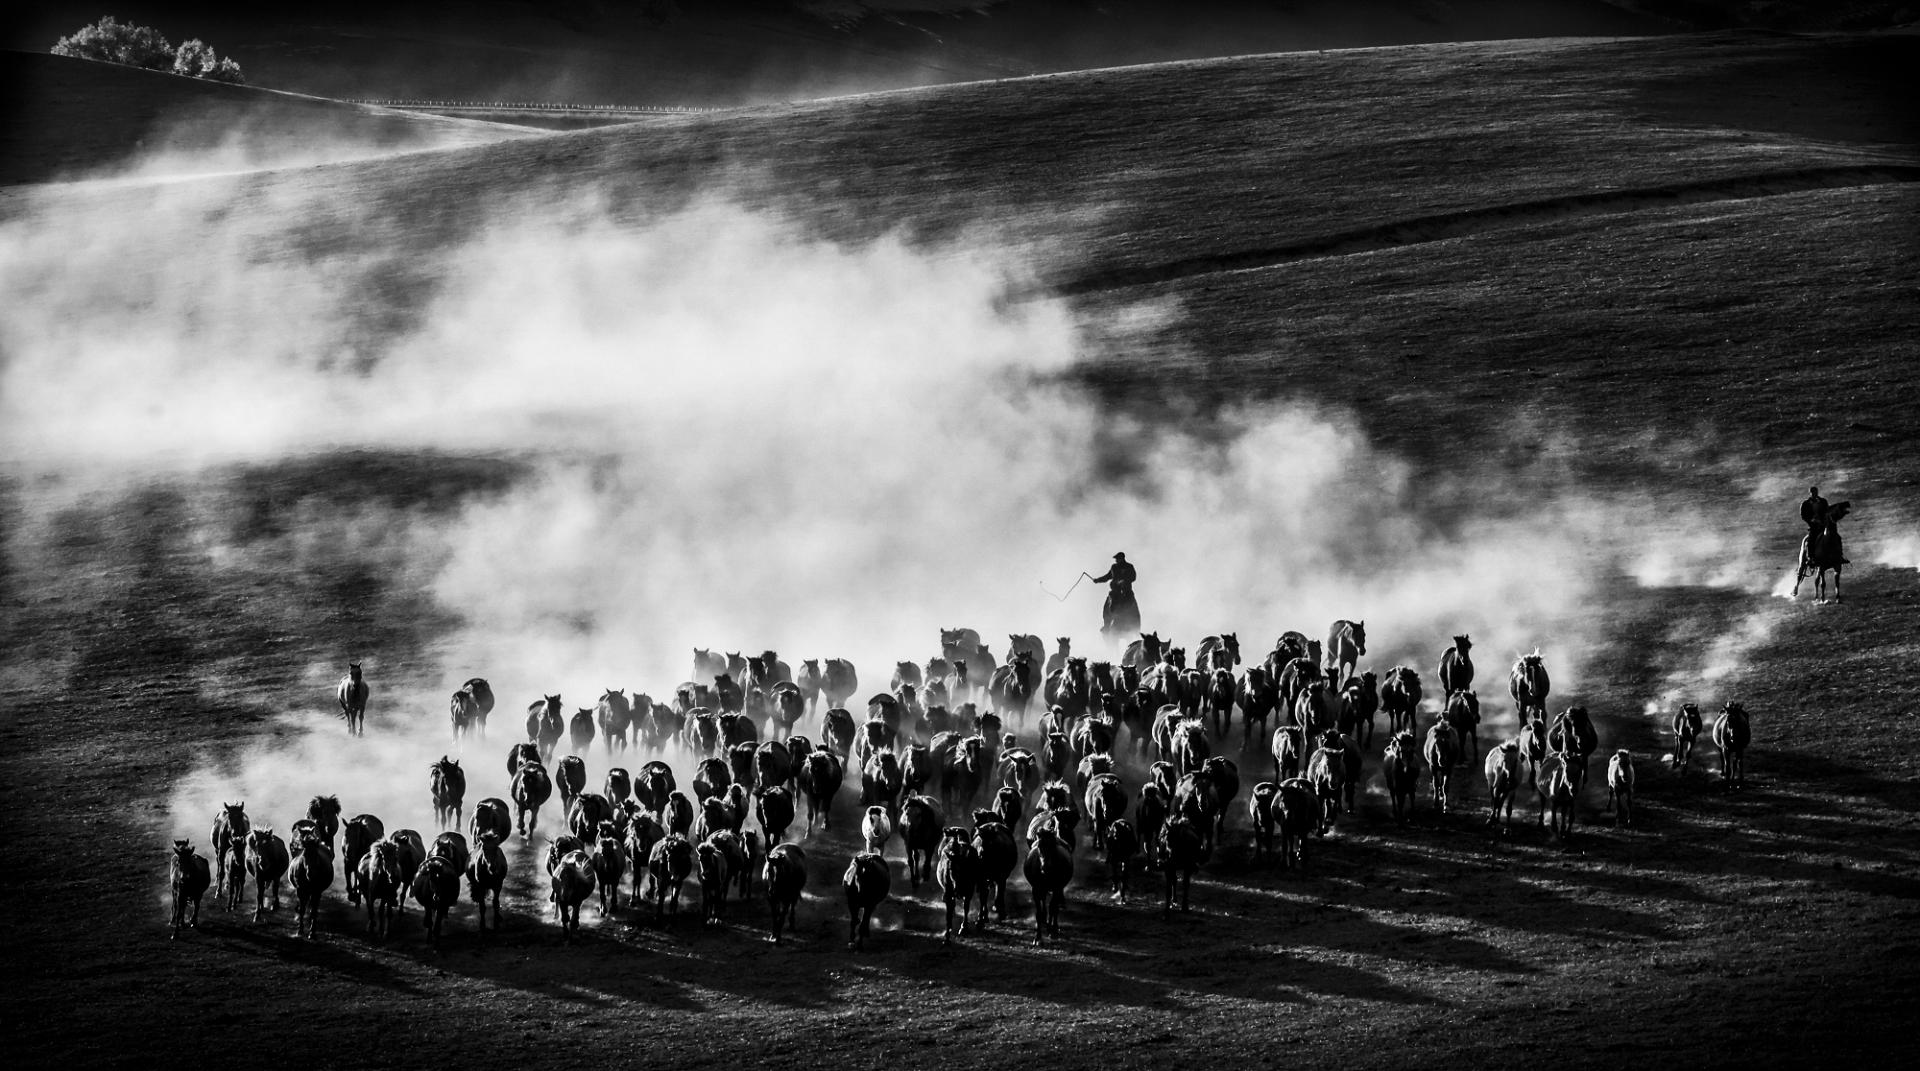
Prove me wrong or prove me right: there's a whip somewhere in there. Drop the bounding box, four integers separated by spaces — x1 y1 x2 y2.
1040 572 1094 603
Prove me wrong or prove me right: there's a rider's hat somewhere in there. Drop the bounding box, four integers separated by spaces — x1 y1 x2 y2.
1113 551 1126 560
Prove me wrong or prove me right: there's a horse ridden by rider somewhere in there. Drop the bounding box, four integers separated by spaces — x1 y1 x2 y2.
1090 552 1140 647
1793 488 1850 602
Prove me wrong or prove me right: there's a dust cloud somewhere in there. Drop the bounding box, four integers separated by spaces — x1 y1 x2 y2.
1874 532 1920 572
0 161 1784 855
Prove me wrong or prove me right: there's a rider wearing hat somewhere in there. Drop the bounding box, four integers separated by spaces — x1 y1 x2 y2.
1089 552 1139 638
1801 486 1829 539
1801 486 1829 566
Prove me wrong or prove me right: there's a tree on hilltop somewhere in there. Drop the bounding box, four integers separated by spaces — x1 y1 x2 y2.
172 39 246 84
52 16 246 85
52 16 173 70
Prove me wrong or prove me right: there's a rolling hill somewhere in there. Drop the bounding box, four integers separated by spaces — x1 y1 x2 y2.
8 0 1681 105
0 49 534 185
3 25 1918 1070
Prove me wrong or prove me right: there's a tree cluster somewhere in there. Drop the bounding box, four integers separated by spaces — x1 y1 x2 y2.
52 16 246 85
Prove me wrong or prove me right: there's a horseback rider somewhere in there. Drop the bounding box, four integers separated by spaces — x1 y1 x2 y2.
1801 486 1829 543
1794 489 1852 598
1089 552 1140 639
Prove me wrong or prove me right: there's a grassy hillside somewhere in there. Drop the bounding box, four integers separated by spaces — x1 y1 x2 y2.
0 50 533 185
5 27 1919 1069
8 0 1677 104
14 2 1906 111
12 32 1913 490
26 33 1908 259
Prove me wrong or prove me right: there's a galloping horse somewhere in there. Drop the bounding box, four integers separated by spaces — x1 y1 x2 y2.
692 648 728 682
988 652 1037 722
1713 701 1751 786
595 689 632 755
1792 501 1850 602
450 690 481 748
209 802 249 907
289 831 333 939
1671 702 1703 771
168 840 211 939
526 695 564 760
823 658 861 711
1196 633 1240 676
1443 690 1482 767
1338 670 1380 751
1322 620 1366 689
1379 666 1422 735
1547 706 1598 795
1508 651 1551 726
1437 635 1474 694
430 756 467 830
337 662 369 737
460 678 494 737
1121 632 1165 671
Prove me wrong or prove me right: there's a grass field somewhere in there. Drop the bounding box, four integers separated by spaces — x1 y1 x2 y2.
5 1 1682 105
0 51 533 186
4 28 1920 1068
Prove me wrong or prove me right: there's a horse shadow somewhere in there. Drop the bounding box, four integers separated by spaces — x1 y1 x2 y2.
212 920 426 995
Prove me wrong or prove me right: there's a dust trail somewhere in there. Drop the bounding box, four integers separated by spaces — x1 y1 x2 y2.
0 168 1797 890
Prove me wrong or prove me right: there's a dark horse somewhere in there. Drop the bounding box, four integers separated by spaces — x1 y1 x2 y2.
1792 501 1850 603
526 694 565 761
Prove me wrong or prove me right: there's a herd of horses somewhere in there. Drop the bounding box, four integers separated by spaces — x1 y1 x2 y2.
168 624 1756 948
